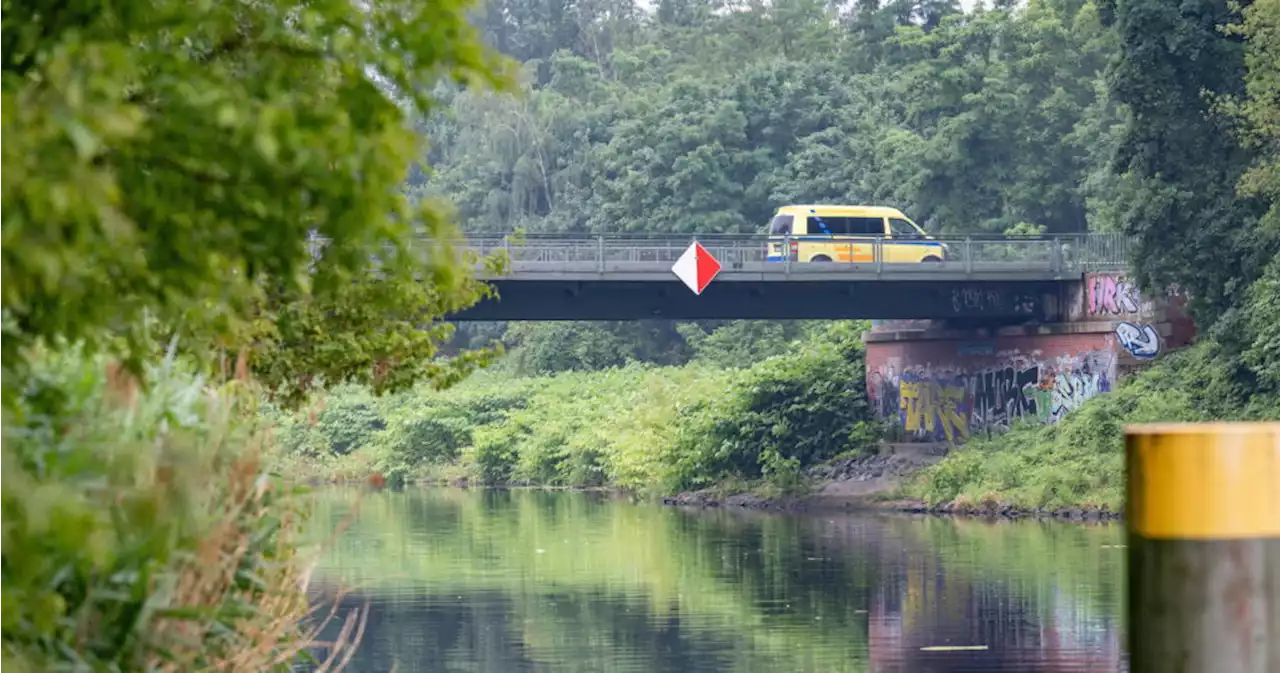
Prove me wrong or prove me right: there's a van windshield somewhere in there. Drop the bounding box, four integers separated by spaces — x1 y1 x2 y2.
768 214 793 235
889 218 922 238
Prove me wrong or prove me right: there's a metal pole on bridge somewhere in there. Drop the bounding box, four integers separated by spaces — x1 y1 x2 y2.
1126 422 1280 673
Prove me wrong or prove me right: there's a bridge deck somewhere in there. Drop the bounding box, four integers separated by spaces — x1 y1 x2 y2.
454 232 1130 283
483 260 1078 282
312 232 1133 320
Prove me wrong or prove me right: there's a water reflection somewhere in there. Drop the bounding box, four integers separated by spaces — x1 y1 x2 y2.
309 488 1126 673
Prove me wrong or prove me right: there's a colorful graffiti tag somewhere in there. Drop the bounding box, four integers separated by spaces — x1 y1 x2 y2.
900 375 969 443
1115 322 1160 358
1087 274 1144 316
871 352 1114 443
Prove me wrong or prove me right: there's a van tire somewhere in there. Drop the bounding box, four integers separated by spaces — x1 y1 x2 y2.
810 255 832 262
922 255 942 263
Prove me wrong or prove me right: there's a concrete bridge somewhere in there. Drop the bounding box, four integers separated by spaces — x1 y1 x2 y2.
435 232 1194 445
447 233 1132 321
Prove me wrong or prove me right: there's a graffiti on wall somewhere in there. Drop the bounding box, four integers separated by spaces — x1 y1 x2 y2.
1084 273 1168 360
1115 322 1160 358
952 287 1004 313
870 351 1115 443
900 375 970 443
1087 274 1145 316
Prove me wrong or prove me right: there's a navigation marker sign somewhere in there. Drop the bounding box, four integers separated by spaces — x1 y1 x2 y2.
672 241 722 295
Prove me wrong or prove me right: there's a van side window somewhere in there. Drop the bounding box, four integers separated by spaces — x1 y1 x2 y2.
889 218 920 238
768 214 793 235
807 216 885 236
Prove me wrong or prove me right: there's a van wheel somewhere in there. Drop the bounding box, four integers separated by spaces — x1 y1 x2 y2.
922 255 942 263
810 255 832 262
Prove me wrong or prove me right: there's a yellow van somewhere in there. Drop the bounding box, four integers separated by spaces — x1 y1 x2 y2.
765 205 946 263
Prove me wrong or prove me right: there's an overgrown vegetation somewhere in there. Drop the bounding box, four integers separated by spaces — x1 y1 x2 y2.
907 341 1280 510
2 0 505 666
2 0 505 404
273 322 879 494
904 0 1280 510
0 349 365 670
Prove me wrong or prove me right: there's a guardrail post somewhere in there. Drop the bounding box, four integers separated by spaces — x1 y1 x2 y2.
1126 422 1280 673
783 235 791 277
597 235 604 274
874 237 883 276
964 237 973 275
1051 237 1063 274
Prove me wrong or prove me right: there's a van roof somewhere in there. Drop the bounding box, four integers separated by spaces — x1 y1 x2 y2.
776 204 908 217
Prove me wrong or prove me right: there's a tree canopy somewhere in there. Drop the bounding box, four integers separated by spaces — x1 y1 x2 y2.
416 0 1123 238
2 0 508 400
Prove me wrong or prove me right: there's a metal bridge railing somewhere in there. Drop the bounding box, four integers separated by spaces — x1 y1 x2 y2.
446 232 1133 275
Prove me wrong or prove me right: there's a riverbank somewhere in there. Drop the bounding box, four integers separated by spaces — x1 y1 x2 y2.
273 328 1277 518
662 488 1124 521
661 445 1123 521
667 340 1276 520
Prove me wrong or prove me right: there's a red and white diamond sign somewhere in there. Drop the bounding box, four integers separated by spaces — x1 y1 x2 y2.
671 241 722 295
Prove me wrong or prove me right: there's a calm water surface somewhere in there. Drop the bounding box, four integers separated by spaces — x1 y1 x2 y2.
310 487 1127 673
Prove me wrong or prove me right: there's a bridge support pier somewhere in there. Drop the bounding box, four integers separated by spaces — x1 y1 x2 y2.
864 270 1197 443
1125 423 1280 673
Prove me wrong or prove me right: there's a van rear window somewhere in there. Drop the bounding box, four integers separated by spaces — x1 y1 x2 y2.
768 215 793 235
807 216 885 236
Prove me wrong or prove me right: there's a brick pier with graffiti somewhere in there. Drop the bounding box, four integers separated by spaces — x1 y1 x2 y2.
863 272 1196 444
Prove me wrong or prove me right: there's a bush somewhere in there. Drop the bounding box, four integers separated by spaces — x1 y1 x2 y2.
0 348 361 671
285 321 881 494
503 321 693 375
676 321 810 369
670 323 877 489
313 385 387 455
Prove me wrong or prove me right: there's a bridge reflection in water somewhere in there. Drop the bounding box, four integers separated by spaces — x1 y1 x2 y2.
304 488 1127 673
867 527 1125 672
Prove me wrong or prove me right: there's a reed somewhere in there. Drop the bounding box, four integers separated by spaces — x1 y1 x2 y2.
1 345 365 671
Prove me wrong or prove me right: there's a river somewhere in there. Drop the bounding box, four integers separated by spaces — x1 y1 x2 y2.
308 487 1128 673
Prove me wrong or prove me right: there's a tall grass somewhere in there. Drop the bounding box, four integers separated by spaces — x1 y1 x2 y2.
1 345 365 671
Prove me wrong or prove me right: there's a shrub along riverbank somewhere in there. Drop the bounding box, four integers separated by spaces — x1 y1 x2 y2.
271 321 882 495
1 349 364 670
903 324 1280 514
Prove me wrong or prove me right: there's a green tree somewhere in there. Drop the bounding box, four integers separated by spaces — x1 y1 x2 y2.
1221 0 1280 389
1 0 508 398
1101 0 1277 325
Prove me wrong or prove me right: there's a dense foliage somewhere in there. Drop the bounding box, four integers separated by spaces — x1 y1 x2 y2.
419 0 1121 238
2 0 506 667
0 350 361 670
412 0 1133 381
1 0 505 401
273 322 878 494
904 0 1280 510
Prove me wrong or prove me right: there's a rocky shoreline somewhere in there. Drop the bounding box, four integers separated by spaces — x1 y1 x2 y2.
662 450 1124 522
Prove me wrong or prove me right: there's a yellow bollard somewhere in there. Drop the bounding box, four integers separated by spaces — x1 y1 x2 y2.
1126 422 1280 673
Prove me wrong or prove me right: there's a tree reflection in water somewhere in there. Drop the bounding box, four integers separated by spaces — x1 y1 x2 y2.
304 488 1126 673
